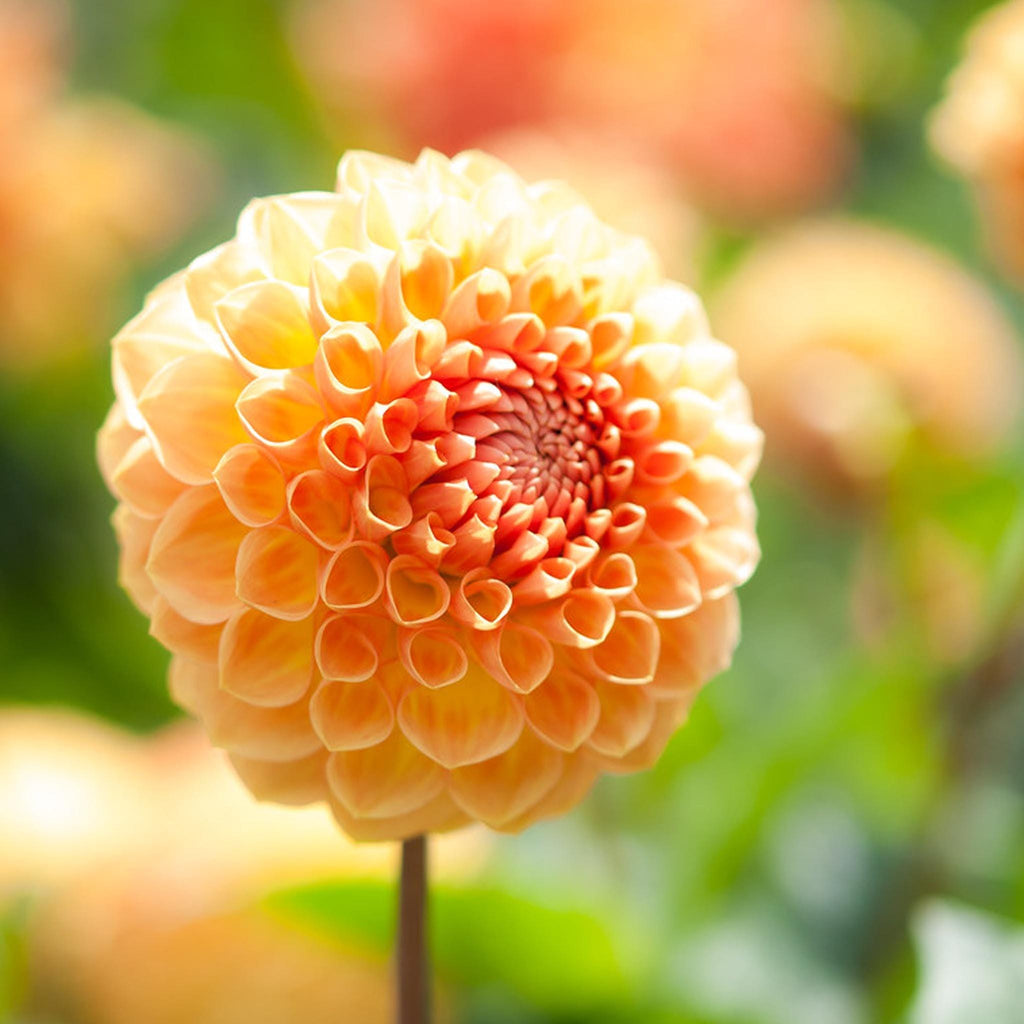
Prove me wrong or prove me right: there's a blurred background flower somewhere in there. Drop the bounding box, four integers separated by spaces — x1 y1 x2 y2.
1 0 1023 1021
292 0 854 223
0 0 215 366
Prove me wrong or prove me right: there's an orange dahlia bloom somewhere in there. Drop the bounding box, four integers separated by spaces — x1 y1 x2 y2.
293 0 850 221
931 0 1024 280
0 0 213 362
98 150 761 840
712 219 1023 491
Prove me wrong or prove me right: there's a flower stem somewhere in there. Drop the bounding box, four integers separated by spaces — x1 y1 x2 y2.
397 834 430 1024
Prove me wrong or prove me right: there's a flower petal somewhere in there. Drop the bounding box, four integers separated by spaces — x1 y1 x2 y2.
219 607 314 707
310 677 394 751
235 526 320 620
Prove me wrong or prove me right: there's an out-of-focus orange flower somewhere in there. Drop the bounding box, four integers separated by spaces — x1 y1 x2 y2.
479 127 701 282
712 219 1023 492
931 0 1024 281
0 0 213 363
98 149 761 841
293 0 851 221
0 709 471 1022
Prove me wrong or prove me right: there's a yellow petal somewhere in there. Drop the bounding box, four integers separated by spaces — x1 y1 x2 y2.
287 469 353 549
383 554 450 626
215 279 317 372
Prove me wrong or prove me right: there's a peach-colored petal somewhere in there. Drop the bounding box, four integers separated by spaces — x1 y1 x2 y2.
391 513 456 567
314 322 383 418
146 486 247 624
215 279 317 372
286 469 353 549
498 752 601 832
111 435 187 517
213 444 287 527
383 554 450 626
586 678 656 758
450 728 562 827
310 678 395 750
630 543 702 619
398 625 469 688
449 568 513 630
326 729 444 817
529 590 616 648
219 607 314 707
170 656 320 761
587 610 660 684
318 418 368 481
471 622 553 694
311 248 380 328
320 541 388 610
315 613 384 682
149 596 223 662
328 790 469 841
113 505 160 614
353 454 414 540
228 749 328 805
235 526 320 620
398 668 523 769
236 372 325 459
523 670 600 752
138 352 250 484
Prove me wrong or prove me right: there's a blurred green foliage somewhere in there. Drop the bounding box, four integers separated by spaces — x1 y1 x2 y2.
1 0 1023 1022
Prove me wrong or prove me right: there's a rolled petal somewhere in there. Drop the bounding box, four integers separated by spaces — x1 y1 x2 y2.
398 625 469 689
528 590 616 649
235 526 320 621
146 486 247 624
353 454 413 540
471 622 554 694
315 613 385 682
310 248 380 328
287 469 353 549
320 541 388 610
449 568 513 631
384 554 450 626
318 418 367 481
219 607 314 707
314 322 383 418
398 668 524 769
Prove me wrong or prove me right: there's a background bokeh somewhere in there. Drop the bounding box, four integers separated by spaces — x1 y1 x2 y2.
2 0 1024 1021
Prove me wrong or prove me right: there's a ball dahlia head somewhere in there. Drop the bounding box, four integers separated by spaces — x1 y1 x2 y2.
98 150 761 841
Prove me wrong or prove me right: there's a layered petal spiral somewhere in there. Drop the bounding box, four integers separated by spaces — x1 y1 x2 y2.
99 150 761 840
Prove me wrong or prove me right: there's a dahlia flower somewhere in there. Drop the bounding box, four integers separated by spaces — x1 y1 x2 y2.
0 0 213 362
98 149 761 841
931 0 1024 280
293 0 851 220
712 219 1023 491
